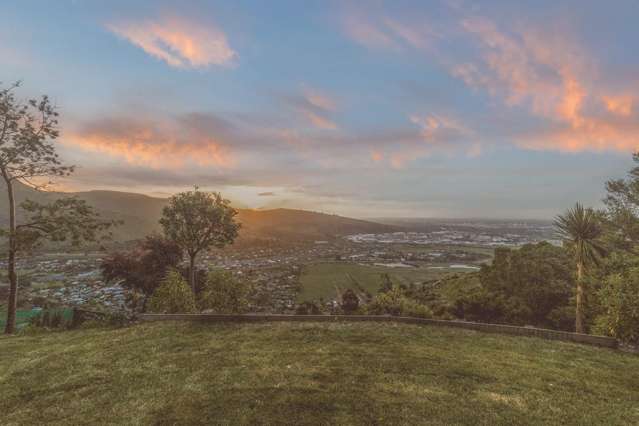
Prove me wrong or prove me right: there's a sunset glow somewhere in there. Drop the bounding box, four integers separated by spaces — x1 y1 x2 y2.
3 0 638 218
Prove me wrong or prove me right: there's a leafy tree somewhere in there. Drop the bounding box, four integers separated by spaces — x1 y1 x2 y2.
160 188 240 291
555 203 606 333
0 82 116 334
148 269 196 314
603 152 639 248
101 235 183 311
594 267 639 344
454 243 574 328
198 269 251 313
340 288 359 314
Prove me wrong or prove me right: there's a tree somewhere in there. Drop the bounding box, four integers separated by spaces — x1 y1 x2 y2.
595 267 639 344
0 82 116 334
603 152 639 248
148 269 196 314
101 235 182 311
160 188 240 291
340 289 360 314
199 269 251 313
554 203 606 333
452 243 574 328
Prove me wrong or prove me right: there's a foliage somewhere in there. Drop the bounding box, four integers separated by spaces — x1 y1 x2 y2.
454 243 574 329
340 288 359 314
101 235 183 310
0 82 117 334
29 308 71 329
148 269 196 314
198 270 251 314
594 267 639 344
365 285 432 318
603 152 639 248
160 188 240 290
554 203 606 333
555 203 606 269
295 301 324 315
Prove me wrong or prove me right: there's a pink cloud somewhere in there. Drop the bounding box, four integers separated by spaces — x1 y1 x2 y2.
107 15 236 69
64 115 234 169
453 17 639 153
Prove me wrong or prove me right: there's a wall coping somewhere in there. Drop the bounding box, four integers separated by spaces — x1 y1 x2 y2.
138 313 618 349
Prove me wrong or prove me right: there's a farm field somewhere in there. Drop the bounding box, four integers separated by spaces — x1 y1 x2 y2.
1 321 638 425
297 261 476 302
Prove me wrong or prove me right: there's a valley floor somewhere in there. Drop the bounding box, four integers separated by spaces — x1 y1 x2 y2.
1 322 638 425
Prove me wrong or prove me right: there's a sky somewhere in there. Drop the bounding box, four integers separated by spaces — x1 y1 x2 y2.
2 0 638 219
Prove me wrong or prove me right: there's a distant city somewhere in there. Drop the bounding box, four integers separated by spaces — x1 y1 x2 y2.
348 220 559 247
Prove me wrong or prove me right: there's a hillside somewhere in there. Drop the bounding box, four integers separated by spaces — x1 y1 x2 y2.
1 322 638 425
0 183 397 242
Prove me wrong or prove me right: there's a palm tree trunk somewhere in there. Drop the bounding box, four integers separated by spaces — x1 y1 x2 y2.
4 177 17 334
575 260 585 334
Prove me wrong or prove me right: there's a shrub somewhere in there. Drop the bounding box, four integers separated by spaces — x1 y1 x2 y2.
295 301 323 315
148 269 197 314
29 308 70 329
101 235 183 311
365 285 432 319
198 270 251 314
594 269 639 344
341 289 359 314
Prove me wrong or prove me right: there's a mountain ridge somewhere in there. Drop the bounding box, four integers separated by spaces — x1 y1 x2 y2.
0 183 398 242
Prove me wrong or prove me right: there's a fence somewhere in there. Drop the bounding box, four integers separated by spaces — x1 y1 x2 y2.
138 313 618 348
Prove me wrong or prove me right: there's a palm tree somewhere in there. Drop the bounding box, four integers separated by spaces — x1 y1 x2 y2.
554 203 606 333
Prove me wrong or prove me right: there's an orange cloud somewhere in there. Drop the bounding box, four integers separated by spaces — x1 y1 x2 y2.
64 116 234 169
455 17 639 153
107 15 235 68
603 95 634 117
373 114 475 169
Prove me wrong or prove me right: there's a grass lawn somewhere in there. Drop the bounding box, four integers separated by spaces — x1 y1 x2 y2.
298 262 472 302
1 322 638 425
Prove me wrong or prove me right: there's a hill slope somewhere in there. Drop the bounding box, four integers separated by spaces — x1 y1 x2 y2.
0 184 397 242
1 322 637 425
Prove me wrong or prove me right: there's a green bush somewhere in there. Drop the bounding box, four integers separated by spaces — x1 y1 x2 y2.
594 269 639 344
198 270 251 314
295 301 323 315
365 286 432 319
148 269 197 314
29 308 71 329
340 289 359 314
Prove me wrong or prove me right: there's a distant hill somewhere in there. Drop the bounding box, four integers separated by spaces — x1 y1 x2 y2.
0 183 398 243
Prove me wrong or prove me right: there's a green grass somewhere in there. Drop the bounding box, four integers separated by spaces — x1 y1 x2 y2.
1 322 637 425
298 262 470 301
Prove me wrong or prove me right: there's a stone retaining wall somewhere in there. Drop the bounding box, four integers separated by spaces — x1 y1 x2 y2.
138 313 618 348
